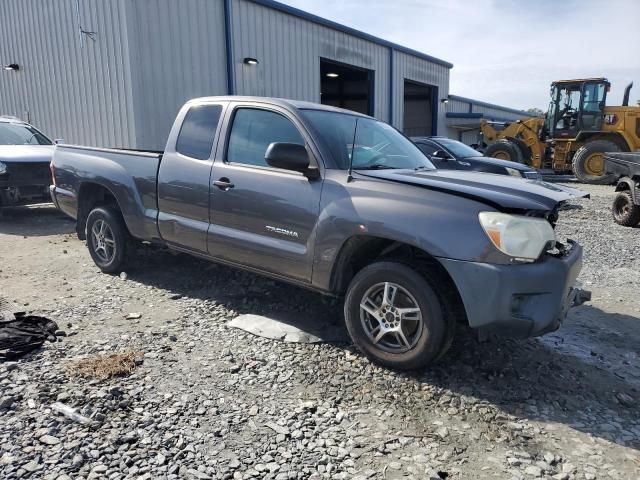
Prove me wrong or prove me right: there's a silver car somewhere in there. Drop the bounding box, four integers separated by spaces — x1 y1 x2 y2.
0 116 55 209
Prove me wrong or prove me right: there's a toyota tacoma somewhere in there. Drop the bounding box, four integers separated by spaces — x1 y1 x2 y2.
51 97 588 369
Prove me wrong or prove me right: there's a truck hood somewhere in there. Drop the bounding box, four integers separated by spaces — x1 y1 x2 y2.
0 145 55 163
356 168 587 211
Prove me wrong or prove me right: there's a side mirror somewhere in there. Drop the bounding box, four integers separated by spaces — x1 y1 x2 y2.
432 149 451 160
54 138 65 144
265 142 319 179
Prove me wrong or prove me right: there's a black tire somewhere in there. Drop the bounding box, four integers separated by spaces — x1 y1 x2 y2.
86 206 131 273
612 191 640 227
572 140 619 185
343 261 450 370
484 140 524 164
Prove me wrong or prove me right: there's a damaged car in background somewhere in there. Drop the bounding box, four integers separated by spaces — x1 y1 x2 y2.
0 116 57 212
51 97 590 370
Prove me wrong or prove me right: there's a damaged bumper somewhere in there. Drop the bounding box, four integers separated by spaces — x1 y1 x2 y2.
0 185 51 206
439 240 588 338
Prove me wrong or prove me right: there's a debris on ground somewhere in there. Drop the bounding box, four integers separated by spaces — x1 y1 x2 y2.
66 350 142 380
228 313 347 343
0 313 59 360
50 402 92 425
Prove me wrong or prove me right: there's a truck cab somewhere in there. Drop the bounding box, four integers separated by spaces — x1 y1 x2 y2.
544 78 609 139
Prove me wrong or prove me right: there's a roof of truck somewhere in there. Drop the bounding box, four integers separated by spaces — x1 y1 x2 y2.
186 96 373 118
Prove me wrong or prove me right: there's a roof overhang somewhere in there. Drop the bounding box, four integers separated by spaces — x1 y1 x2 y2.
445 112 523 130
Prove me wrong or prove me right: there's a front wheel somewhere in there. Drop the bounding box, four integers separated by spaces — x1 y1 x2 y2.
484 140 524 164
572 140 619 185
344 261 450 370
86 206 131 273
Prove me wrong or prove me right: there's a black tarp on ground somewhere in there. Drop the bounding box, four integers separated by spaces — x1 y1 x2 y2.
0 313 58 360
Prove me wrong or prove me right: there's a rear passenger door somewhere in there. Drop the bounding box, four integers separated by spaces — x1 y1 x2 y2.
207 103 323 283
157 102 225 252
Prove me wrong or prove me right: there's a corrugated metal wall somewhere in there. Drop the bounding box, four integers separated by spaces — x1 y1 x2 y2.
469 103 526 120
1 0 455 150
445 96 529 145
232 0 391 123
124 0 228 150
446 98 470 115
0 0 135 147
393 51 450 134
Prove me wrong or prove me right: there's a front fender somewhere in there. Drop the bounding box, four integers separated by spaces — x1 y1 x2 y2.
310 173 507 291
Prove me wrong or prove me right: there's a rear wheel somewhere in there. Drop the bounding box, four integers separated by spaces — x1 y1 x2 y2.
484 140 524 164
612 191 640 227
343 261 450 370
86 206 131 273
572 140 619 185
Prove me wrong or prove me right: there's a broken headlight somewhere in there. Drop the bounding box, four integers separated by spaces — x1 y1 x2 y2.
479 212 556 262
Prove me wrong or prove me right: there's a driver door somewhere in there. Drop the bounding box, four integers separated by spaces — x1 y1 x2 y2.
207 104 323 283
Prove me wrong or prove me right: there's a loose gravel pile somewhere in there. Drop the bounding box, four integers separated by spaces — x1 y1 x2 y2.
0 184 639 479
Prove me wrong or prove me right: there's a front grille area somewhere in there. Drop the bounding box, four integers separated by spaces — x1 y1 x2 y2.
1 162 51 186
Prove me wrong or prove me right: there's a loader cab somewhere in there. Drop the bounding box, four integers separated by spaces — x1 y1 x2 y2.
545 78 609 139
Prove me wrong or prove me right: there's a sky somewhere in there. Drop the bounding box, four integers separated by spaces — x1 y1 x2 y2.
281 0 640 111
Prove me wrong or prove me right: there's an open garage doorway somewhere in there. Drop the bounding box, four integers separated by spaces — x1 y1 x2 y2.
403 80 436 136
320 58 373 115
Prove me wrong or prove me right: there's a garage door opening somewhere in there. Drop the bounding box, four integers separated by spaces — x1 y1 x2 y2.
320 59 373 115
403 80 436 136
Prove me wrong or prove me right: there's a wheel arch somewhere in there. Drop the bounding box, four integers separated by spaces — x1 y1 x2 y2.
329 235 467 323
615 177 638 203
76 182 126 240
575 132 631 151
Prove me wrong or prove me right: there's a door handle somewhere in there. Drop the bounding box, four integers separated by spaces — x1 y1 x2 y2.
213 178 234 190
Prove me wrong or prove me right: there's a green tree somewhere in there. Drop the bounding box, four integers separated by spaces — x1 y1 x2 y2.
525 107 545 117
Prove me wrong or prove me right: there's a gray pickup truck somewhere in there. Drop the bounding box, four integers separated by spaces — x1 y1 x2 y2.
51 97 588 370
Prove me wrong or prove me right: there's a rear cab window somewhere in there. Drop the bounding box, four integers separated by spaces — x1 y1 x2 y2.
176 104 223 160
226 108 305 168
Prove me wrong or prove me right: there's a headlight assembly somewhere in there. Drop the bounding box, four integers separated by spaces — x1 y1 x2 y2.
505 167 522 177
0 161 6 175
479 212 556 262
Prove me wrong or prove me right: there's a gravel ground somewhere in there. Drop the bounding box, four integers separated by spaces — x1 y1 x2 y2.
0 183 639 480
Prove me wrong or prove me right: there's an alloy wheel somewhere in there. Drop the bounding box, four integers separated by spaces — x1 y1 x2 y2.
91 219 116 264
359 282 424 353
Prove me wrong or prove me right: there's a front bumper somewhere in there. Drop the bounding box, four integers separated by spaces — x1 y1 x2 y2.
0 184 51 206
439 241 586 338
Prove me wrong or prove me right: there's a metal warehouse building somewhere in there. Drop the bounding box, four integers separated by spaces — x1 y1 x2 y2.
445 95 531 146
0 0 458 150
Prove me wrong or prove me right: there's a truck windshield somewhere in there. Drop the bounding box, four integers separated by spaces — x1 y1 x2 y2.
0 123 52 145
301 110 435 171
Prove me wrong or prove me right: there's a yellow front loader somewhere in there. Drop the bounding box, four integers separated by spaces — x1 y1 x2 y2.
480 78 640 184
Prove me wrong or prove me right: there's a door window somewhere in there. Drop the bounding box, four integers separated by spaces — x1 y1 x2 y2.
555 86 581 131
227 108 304 167
175 104 222 160
416 142 438 156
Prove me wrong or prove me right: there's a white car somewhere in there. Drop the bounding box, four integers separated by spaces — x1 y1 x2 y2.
0 116 55 209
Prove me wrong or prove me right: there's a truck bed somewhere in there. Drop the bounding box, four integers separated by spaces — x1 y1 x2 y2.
604 151 640 178
51 144 163 241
